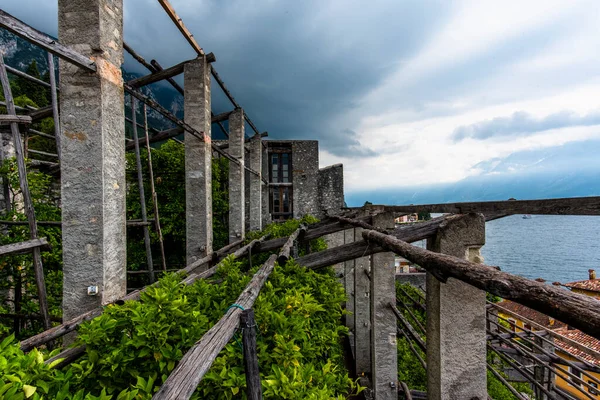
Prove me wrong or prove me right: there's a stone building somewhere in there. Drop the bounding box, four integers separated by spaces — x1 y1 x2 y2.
263 140 344 221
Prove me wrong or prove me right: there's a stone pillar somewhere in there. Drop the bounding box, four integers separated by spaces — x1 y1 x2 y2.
354 225 371 377
426 213 487 400
291 141 319 219
261 142 271 228
228 108 245 243
184 57 213 266
58 0 126 320
248 135 262 231
370 212 397 399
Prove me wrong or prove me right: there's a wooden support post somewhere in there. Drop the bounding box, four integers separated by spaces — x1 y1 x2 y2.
228 108 245 243
130 96 154 282
425 213 487 400
184 56 213 264
0 53 52 331
46 53 61 161
354 222 371 377
241 309 262 400
370 211 397 399
344 228 355 334
143 104 167 271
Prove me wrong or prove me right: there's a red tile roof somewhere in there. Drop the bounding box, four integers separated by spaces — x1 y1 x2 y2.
553 328 600 366
564 279 600 293
497 300 566 330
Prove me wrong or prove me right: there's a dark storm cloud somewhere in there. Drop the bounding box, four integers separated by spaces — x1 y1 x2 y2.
452 109 600 142
3 0 453 157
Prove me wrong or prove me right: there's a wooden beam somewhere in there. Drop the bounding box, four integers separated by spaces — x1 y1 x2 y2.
0 115 32 125
0 238 50 256
0 9 95 72
28 105 53 121
157 0 205 55
5 64 51 88
362 196 600 216
362 228 600 339
153 254 279 399
127 59 189 88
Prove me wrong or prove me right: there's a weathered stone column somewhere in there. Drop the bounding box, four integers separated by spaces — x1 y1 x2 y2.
58 0 126 320
261 142 271 228
184 57 213 265
426 213 487 400
354 224 371 376
370 212 397 399
228 108 245 243
248 135 262 231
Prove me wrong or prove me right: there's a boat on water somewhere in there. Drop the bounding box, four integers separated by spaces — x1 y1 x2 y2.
522 214 532 219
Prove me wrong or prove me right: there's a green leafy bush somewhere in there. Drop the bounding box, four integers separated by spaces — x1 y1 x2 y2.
1 255 359 398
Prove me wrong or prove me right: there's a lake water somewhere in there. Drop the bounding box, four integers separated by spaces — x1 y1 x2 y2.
480 215 600 284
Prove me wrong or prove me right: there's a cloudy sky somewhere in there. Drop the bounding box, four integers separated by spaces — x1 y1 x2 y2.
4 0 600 201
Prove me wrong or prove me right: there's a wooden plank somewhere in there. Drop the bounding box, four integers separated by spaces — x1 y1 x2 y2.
362 228 600 339
276 226 306 265
5 64 51 88
127 59 189 88
0 237 50 256
0 9 95 72
28 149 58 158
0 53 52 331
241 309 262 400
0 115 32 124
157 0 205 55
28 128 55 140
152 254 278 400
362 196 600 216
28 105 53 121
46 53 61 160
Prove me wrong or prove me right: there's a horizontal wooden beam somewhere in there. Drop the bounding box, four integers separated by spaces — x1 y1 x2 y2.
0 237 50 256
28 149 58 158
363 227 600 339
28 105 53 121
0 9 95 72
361 196 600 216
0 115 32 125
127 59 188 88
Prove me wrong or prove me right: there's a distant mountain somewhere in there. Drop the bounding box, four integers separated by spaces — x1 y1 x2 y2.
346 139 600 206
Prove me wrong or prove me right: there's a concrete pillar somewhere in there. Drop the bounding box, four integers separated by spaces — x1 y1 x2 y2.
184 57 213 265
426 213 487 400
248 135 262 231
261 142 271 228
228 108 245 243
354 225 371 376
58 0 126 320
370 212 397 399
